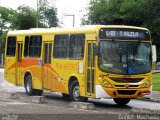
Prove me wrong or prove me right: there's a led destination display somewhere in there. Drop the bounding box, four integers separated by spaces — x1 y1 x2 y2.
99 28 150 40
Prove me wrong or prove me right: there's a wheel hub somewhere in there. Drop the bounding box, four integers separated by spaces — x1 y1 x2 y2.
73 86 80 101
26 79 31 93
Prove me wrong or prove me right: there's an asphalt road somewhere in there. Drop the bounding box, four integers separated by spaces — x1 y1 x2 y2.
0 90 160 120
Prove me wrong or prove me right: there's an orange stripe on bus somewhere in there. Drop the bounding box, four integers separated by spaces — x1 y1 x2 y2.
7 58 59 76
7 58 38 71
44 64 59 76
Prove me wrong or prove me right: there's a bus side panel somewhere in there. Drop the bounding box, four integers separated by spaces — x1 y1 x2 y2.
50 60 73 93
50 59 86 96
4 57 16 85
4 37 17 85
49 59 69 93
31 66 43 90
22 58 43 90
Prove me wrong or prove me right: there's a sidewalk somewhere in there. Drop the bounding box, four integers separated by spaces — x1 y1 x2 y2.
138 91 160 103
152 91 160 102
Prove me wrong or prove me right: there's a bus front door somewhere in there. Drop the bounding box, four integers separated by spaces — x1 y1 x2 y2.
16 42 23 85
42 42 52 90
86 41 96 96
5 37 16 85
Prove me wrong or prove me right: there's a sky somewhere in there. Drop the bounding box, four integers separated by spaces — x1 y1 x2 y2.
0 0 89 27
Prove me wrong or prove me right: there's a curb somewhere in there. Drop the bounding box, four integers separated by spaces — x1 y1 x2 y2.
32 96 47 104
150 98 160 103
68 102 95 110
131 108 160 115
137 98 160 103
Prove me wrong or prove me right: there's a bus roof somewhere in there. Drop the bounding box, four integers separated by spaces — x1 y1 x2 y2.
7 25 149 36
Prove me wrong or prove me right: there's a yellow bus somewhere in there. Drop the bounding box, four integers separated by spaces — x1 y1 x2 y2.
4 25 153 105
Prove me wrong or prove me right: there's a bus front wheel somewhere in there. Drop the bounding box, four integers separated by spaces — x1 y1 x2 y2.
113 98 130 106
62 93 70 100
70 81 88 102
25 75 43 96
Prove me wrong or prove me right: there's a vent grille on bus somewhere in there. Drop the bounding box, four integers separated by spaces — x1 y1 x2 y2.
110 77 143 83
117 90 137 95
114 85 139 88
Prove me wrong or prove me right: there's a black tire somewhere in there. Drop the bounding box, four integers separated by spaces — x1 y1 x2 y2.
113 98 130 106
70 81 88 102
25 75 43 96
62 93 70 100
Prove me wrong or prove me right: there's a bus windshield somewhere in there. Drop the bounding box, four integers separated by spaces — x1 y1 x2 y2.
99 40 151 75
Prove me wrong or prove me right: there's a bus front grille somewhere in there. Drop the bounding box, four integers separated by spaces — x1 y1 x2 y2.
110 77 143 83
114 85 139 88
117 90 137 95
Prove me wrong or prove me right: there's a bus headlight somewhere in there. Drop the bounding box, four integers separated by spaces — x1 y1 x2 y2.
104 82 112 88
141 78 152 88
141 82 149 88
98 77 113 88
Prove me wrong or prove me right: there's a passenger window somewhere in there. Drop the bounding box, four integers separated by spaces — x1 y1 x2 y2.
53 35 69 58
29 36 42 57
69 34 85 59
24 36 29 57
6 37 16 56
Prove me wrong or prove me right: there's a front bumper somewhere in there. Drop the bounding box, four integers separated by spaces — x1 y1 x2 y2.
102 86 152 99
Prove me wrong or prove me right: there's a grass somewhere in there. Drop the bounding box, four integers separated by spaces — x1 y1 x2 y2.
152 73 160 91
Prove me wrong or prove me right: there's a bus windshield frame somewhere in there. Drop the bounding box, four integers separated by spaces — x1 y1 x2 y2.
98 40 152 75
98 28 152 75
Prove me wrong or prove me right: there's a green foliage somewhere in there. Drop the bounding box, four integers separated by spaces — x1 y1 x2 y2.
1 1 59 30
0 7 15 33
12 5 37 30
120 0 144 25
39 0 58 27
82 0 124 25
0 6 14 55
0 1 59 56
82 0 160 44
152 73 160 91
0 2 59 55
120 0 160 43
0 31 7 55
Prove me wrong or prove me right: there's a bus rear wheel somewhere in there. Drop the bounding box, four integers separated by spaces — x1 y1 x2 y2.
25 75 43 96
113 98 130 106
70 81 88 102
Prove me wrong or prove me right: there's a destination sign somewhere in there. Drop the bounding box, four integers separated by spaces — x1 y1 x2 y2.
99 28 150 40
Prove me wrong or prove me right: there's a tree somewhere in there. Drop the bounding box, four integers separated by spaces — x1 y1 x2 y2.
12 5 37 30
0 31 7 55
0 5 38 55
119 0 160 43
39 0 58 27
82 0 124 25
119 0 145 26
82 0 160 44
0 6 15 55
0 6 15 34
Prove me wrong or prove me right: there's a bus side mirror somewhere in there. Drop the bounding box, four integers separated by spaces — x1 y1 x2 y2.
152 45 157 63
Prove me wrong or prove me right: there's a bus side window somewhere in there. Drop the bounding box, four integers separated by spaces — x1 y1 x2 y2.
69 34 85 59
6 36 16 57
29 36 42 58
53 34 69 59
24 36 29 57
